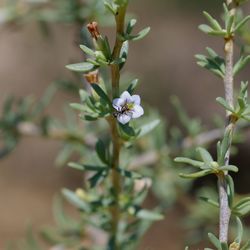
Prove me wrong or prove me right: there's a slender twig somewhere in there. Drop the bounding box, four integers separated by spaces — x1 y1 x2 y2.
108 4 127 249
218 0 237 243
111 5 127 98
108 116 121 247
182 128 223 148
17 121 96 147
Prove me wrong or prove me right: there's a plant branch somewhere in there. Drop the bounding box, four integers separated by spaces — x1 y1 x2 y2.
111 5 127 98
17 121 96 147
218 0 237 243
108 4 128 249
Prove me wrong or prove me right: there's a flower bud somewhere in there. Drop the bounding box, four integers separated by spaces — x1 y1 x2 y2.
75 188 87 200
229 242 240 250
84 70 99 84
87 21 100 40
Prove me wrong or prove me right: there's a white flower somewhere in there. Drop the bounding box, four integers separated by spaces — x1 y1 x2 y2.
112 91 144 124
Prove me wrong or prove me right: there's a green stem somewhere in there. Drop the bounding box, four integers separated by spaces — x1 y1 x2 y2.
108 4 127 249
218 0 236 243
109 116 121 248
111 5 127 98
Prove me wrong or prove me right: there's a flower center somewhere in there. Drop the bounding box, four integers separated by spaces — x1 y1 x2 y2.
126 102 134 110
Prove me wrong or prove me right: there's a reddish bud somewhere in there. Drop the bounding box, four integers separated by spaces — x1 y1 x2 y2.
84 70 99 84
87 22 100 40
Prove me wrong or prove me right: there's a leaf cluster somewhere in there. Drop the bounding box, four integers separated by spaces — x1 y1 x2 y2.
217 82 250 122
175 145 238 179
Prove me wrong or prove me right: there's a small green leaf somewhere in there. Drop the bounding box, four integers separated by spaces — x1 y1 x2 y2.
233 55 250 76
68 162 107 171
219 165 238 173
127 79 139 94
238 97 246 110
199 24 213 33
225 175 235 208
220 242 228 250
216 97 234 112
117 168 142 179
208 233 222 250
217 141 222 163
223 3 229 16
53 196 77 228
25 225 42 250
233 197 250 217
70 103 86 112
62 188 90 212
98 36 112 60
203 11 222 30
226 14 235 35
126 19 137 34
234 217 243 244
174 157 205 168
119 41 129 69
197 61 224 78
241 240 250 250
197 147 213 164
79 89 89 102
96 139 109 164
91 83 112 107
86 58 100 66
206 47 225 72
234 15 250 32
208 30 227 36
199 24 227 35
179 169 212 179
80 45 95 56
196 49 225 78
55 144 74 167
66 62 96 72
129 27 151 41
104 1 117 15
81 114 98 121
199 196 219 207
218 129 231 165
114 0 128 7
137 119 160 138
118 123 136 140
88 170 107 188
136 209 164 221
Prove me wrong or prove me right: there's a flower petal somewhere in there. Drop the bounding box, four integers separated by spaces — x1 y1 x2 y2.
120 91 132 103
113 98 125 110
131 95 141 105
132 105 144 118
117 114 132 124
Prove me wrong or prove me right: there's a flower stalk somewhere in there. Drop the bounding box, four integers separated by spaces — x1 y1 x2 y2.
111 4 127 98
108 3 128 248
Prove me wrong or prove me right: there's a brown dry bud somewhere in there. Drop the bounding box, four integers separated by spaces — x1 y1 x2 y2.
87 22 100 40
84 70 99 84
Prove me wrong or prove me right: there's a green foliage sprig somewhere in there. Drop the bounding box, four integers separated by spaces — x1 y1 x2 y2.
64 1 162 249
176 0 250 248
